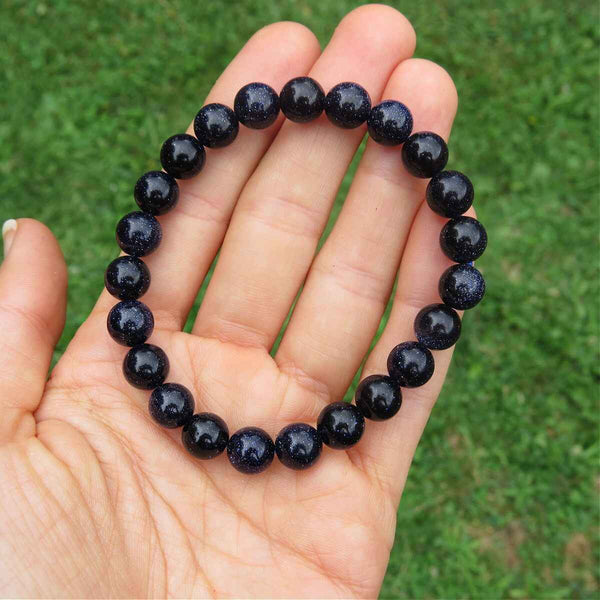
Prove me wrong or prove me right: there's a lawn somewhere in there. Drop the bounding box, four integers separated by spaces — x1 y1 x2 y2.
1 0 598 597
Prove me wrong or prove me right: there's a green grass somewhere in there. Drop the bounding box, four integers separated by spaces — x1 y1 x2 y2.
1 0 598 597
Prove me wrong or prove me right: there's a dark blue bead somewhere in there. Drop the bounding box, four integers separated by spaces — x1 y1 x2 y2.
439 264 486 310
367 100 413 146
105 256 150 300
160 134 205 180
123 343 169 389
317 402 365 449
227 427 275 474
149 383 194 429
401 131 448 178
440 216 488 263
193 103 239 148
387 341 435 388
275 423 322 470
426 170 473 218
234 82 280 129
279 77 325 123
182 413 229 459
134 171 179 215
355 375 402 421
324 82 371 129
116 211 162 257
107 300 154 347
414 303 461 350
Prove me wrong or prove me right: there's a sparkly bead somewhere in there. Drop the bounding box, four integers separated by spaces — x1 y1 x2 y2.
414 303 461 350
182 413 229 459
279 76 325 123
105 256 150 300
116 211 162 257
160 134 205 180
107 300 154 347
426 170 473 218
367 100 413 146
439 264 485 310
440 216 488 263
275 423 322 470
354 375 402 421
234 82 280 129
324 82 371 129
149 383 194 429
227 427 275 474
134 171 179 215
387 341 435 388
123 343 169 389
193 103 239 148
401 131 448 178
317 402 365 449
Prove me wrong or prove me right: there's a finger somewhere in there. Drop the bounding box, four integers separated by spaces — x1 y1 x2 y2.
0 219 67 443
192 4 417 347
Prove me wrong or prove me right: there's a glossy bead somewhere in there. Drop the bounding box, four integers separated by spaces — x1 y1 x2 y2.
354 375 402 421
414 303 461 350
426 170 473 218
116 211 162 257
104 256 150 300
193 103 239 148
234 82 280 129
387 341 435 388
227 427 275 474
123 343 169 389
107 300 154 346
317 402 365 449
160 134 205 180
149 383 194 429
439 264 486 310
275 423 322 470
324 82 371 129
440 216 488 263
367 100 413 146
182 413 229 459
279 76 325 123
401 131 448 178
134 171 179 215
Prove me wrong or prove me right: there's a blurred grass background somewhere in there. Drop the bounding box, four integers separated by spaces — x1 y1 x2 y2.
1 0 598 597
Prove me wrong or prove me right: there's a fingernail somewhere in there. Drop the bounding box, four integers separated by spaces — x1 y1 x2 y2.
2 219 17 256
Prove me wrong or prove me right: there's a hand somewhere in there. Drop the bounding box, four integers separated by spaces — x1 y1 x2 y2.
0 5 463 598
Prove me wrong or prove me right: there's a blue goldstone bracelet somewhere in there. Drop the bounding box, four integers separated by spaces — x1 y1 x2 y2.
105 76 487 474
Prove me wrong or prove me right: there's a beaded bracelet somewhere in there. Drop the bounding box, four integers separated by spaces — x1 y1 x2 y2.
105 77 487 474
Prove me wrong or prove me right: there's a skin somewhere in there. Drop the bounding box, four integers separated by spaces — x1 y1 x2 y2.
0 5 475 598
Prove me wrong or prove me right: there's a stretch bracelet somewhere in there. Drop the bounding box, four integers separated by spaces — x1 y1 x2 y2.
104 77 487 474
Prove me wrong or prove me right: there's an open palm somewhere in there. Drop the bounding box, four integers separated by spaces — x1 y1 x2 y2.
0 6 465 598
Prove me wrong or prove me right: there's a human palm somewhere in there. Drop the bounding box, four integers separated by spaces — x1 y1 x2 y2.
0 6 465 598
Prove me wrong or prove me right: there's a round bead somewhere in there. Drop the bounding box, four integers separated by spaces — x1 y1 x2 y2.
234 82 280 129
387 341 435 388
367 100 413 146
123 343 169 389
134 171 179 215
426 170 474 218
160 134 205 180
193 103 239 148
148 383 194 429
414 303 461 350
107 300 154 347
104 256 150 300
227 427 275 474
279 77 325 123
439 264 486 310
324 82 371 129
182 413 229 459
275 423 322 470
317 402 365 449
354 375 402 421
401 131 449 178
116 211 162 257
440 216 488 263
